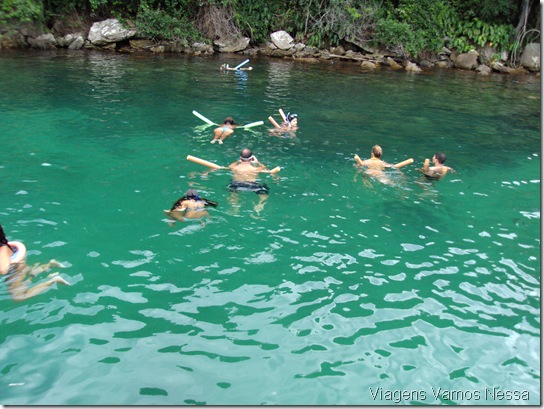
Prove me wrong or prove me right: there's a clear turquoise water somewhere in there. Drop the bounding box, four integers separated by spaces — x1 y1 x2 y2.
0 50 540 405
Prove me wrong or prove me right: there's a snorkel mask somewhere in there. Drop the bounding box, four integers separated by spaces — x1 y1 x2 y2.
286 113 298 123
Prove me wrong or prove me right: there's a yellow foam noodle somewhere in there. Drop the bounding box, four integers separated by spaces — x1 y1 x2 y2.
186 155 224 170
394 158 414 168
269 116 281 128
354 154 365 166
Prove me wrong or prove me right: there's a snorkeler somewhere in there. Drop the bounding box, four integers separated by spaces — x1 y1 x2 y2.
268 109 298 135
211 117 236 144
227 148 280 192
164 189 218 222
227 149 280 214
284 112 298 130
416 152 455 180
0 224 69 302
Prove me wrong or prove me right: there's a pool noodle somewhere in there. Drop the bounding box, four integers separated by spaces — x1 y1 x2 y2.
240 121 264 129
192 110 217 126
234 59 250 70
354 154 365 166
187 155 224 170
278 109 287 122
268 116 281 128
394 158 414 168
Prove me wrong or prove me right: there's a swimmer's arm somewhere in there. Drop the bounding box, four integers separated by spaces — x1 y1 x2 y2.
228 161 239 169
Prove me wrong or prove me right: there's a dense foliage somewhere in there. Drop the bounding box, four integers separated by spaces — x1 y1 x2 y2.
1 0 540 62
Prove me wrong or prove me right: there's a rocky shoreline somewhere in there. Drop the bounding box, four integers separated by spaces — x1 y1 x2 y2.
1 18 540 76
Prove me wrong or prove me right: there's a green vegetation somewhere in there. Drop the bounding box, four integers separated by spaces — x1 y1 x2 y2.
1 0 540 63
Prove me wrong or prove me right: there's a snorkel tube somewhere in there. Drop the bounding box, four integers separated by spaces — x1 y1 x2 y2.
8 241 26 263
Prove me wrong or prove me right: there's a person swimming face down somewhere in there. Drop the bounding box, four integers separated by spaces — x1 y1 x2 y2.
185 189 200 200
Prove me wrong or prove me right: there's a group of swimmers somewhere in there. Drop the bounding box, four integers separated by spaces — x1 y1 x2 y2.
210 109 299 144
358 144 454 184
169 110 455 223
166 147 281 222
0 106 453 301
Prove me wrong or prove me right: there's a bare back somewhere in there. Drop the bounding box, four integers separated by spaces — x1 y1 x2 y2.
230 162 268 182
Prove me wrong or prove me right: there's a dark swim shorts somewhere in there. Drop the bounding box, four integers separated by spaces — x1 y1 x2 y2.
227 181 269 195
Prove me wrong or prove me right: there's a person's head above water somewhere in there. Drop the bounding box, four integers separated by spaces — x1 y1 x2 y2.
434 152 446 164
185 189 200 200
286 113 298 125
223 117 236 125
240 148 254 162
371 145 383 158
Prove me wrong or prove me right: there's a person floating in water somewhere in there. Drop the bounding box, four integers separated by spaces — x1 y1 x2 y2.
416 152 455 180
227 148 281 214
211 117 236 144
164 189 218 223
0 224 69 302
268 110 298 136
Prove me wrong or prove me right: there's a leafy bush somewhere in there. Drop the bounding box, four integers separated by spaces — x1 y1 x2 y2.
374 0 454 58
0 0 43 27
231 0 288 44
308 0 380 48
447 17 515 53
134 3 202 44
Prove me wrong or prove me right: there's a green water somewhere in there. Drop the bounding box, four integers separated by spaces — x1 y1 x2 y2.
0 50 540 405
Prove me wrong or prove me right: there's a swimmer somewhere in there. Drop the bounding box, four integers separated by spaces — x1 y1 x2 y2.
220 63 253 71
0 224 69 302
211 117 236 144
356 145 396 185
284 112 298 130
227 148 280 215
416 152 455 180
164 189 218 223
268 110 298 136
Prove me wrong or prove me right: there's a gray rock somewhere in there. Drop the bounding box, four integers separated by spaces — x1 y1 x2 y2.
68 35 85 50
88 19 137 46
454 49 479 70
214 36 250 53
28 33 57 49
520 43 540 72
476 64 492 75
270 31 294 50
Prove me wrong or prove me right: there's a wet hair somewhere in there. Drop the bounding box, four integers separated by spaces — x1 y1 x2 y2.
371 145 382 158
434 152 446 164
170 190 218 211
0 225 7 246
223 117 236 125
287 113 298 122
240 148 253 161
